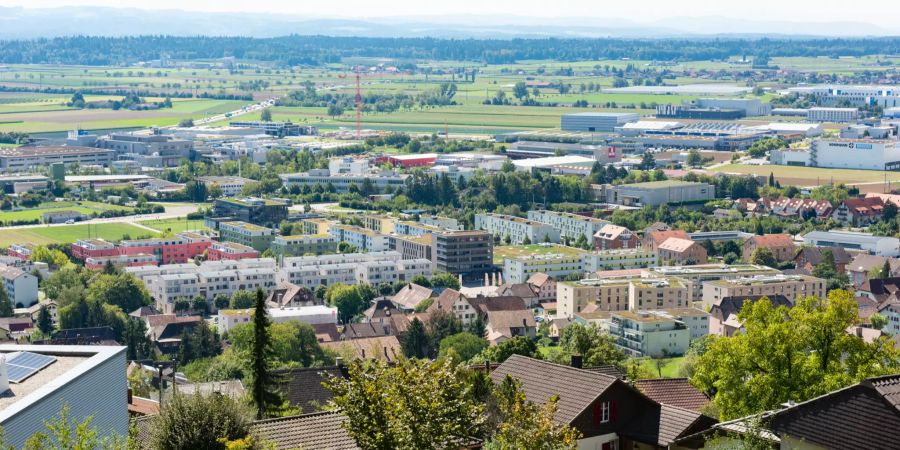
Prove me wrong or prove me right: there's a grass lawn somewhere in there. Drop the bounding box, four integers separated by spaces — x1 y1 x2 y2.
711 164 900 186
138 218 208 233
493 244 587 264
640 356 686 378
0 223 157 248
0 201 131 223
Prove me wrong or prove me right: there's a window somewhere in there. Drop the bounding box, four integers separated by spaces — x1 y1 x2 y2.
600 401 611 423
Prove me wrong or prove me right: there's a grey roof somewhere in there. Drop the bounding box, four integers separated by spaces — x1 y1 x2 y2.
804 230 898 246
251 411 359 450
490 355 617 424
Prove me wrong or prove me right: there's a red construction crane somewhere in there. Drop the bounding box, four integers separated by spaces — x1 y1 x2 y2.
338 66 363 140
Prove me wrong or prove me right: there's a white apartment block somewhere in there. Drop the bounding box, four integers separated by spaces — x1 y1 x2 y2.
474 213 560 244
503 253 585 284
583 249 658 272
198 176 254 197
642 264 780 302
0 266 38 306
278 251 432 288
329 224 390 252
526 210 609 241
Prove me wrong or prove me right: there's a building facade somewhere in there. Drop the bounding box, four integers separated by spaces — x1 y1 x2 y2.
701 274 827 309
474 213 560 245
432 230 493 275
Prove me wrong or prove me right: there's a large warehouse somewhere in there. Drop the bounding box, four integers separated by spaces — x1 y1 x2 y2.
561 112 640 132
772 138 900 171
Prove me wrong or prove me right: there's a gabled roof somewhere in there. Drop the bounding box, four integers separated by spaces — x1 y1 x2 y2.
486 310 536 335
498 283 540 299
848 253 899 273
745 233 794 248
620 403 717 448
276 366 348 411
470 296 527 314
595 224 633 241
390 283 434 310
634 378 710 413
658 237 698 253
709 295 792 322
526 272 552 287
840 196 885 216
251 411 359 450
490 355 618 424
646 230 689 247
312 323 341 343
796 246 851 266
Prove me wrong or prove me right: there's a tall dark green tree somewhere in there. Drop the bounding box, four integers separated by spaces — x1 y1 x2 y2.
402 318 429 359
37 305 54 334
0 284 12 317
249 288 282 419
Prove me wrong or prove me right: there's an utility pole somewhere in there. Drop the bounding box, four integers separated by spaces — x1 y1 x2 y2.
355 66 362 141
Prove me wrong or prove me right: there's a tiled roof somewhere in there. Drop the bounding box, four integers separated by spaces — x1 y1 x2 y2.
276 366 347 411
312 323 341 343
621 403 715 447
526 272 552 287
767 375 900 449
582 364 626 379
709 295 792 322
490 355 617 424
499 283 540 299
390 283 433 310
634 378 710 412
658 237 697 253
797 246 851 266
647 230 689 247
251 411 359 450
321 336 401 363
746 233 794 248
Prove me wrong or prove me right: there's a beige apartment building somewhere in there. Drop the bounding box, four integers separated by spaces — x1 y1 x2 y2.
701 274 826 309
557 276 692 318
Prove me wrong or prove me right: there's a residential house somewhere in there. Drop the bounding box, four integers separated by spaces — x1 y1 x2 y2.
389 283 434 312
251 411 359 450
742 234 796 263
847 254 900 288
767 197 833 218
491 355 717 449
643 229 690 252
322 336 402 363
657 237 707 266
795 246 851 276
676 374 900 450
527 272 557 302
497 283 541 308
832 196 885 226
708 294 793 336
0 265 38 306
485 309 536 345
594 224 640 250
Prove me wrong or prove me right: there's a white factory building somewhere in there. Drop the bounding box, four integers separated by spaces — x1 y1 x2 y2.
802 230 900 257
561 112 640 132
786 85 900 108
771 138 900 171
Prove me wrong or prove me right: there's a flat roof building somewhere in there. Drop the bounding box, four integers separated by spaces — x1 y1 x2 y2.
597 180 715 207
474 213 560 245
433 230 493 276
561 112 640 132
642 263 781 302
527 210 610 242
0 146 114 173
701 274 827 309
802 230 900 257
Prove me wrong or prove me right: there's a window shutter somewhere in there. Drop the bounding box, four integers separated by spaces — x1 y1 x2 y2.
611 400 619 421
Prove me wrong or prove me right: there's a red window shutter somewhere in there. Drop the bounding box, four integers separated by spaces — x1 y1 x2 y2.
593 402 601 424
611 400 619 421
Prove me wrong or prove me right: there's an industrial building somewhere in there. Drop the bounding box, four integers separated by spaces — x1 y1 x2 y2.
93 131 193 168
596 180 715 206
771 138 900 171
0 146 114 173
802 230 900 257
506 141 620 162
279 169 409 194
786 85 900 108
228 121 317 137
560 112 640 132
807 107 859 123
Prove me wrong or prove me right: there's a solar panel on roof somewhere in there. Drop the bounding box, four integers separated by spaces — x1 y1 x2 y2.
4 351 57 383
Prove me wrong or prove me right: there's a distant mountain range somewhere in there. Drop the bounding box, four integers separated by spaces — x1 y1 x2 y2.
0 6 895 39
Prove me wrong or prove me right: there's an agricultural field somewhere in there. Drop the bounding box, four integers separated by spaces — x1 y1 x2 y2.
138 218 208 233
0 222 156 248
493 244 587 264
710 163 900 189
0 201 131 224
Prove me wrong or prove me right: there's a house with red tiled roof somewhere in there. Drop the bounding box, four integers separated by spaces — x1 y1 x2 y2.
795 246 852 276
657 237 707 266
833 196 885 226
594 224 640 250
643 230 690 252
767 197 832 219
742 233 796 263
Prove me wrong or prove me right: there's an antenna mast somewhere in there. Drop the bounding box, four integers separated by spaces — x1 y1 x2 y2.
355 66 361 140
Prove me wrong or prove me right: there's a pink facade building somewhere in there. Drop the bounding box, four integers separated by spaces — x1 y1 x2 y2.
72 239 119 260
119 232 212 264
6 243 33 260
206 241 260 261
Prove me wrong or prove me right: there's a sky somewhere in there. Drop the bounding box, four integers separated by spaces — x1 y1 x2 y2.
5 0 900 27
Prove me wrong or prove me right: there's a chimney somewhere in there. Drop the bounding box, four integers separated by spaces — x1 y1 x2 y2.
570 354 583 369
0 355 8 394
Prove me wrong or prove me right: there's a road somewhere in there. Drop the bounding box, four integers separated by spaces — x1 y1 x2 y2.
0 204 202 232
190 98 278 126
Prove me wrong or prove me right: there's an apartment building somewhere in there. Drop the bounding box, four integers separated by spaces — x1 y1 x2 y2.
278 252 432 288
270 234 337 257
606 310 693 357
363 215 397 234
328 224 390 252
432 230 493 275
474 213 560 244
701 274 826 309
71 239 119 260
583 248 658 272
393 221 445 237
643 263 781 302
389 234 434 262
0 265 38 305
127 259 278 313
526 210 609 242
657 237 708 266
219 221 275 252
206 241 260 261
84 253 158 270
418 215 462 231
503 253 585 284
557 276 692 318
119 232 212 264
279 169 409 194
741 233 796 263
299 217 333 235
593 224 640 250
6 244 32 260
